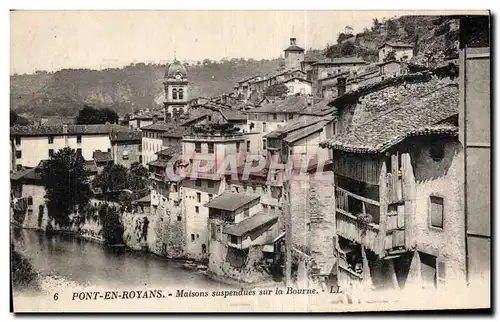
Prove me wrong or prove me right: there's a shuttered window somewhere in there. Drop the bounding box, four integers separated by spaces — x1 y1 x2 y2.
430 196 444 229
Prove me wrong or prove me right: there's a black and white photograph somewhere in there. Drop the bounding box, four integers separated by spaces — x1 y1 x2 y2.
8 9 491 312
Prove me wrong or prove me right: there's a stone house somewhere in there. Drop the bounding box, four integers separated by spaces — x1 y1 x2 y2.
310 58 367 98
319 81 464 292
110 130 142 168
378 42 414 63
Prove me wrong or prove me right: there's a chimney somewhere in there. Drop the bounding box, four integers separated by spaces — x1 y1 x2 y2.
290 38 297 46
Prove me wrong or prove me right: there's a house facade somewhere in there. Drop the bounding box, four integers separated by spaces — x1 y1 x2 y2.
378 42 414 63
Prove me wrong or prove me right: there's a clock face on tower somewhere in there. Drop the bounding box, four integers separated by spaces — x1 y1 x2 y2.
175 73 181 80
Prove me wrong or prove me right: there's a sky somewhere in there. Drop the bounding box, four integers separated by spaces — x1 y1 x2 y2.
10 10 481 74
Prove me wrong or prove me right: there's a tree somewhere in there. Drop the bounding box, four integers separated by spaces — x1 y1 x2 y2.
264 84 288 97
372 18 380 31
10 110 18 127
98 204 124 245
76 105 119 124
93 164 129 193
386 19 399 37
37 147 91 227
341 41 356 56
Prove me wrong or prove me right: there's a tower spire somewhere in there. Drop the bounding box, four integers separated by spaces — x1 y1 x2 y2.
173 50 177 62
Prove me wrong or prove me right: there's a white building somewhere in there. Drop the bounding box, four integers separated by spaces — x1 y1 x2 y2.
378 42 414 63
10 124 134 168
282 77 312 96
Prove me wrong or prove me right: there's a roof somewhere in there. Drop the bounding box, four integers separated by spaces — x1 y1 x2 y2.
110 131 142 142
93 151 113 163
157 143 182 157
318 71 350 82
284 119 331 144
319 83 459 153
224 213 279 237
140 121 173 132
84 160 98 173
147 159 170 168
264 116 325 139
284 45 305 52
220 109 247 122
161 126 193 138
249 96 310 114
10 168 41 182
10 123 134 137
133 111 164 120
179 113 209 127
204 192 260 212
238 75 260 85
165 60 188 79
133 194 151 204
281 77 312 84
378 42 414 49
312 57 367 66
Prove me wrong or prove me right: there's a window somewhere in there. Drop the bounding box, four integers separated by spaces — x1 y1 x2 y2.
202 244 207 254
196 192 201 203
263 204 268 210
27 196 33 205
246 141 251 152
429 196 444 229
208 181 214 188
195 142 202 153
77 135 82 144
211 223 217 240
15 136 21 145
271 206 276 211
207 116 212 122
178 89 184 100
177 215 182 221
263 122 267 133
208 143 214 154
196 234 199 239
172 89 178 100
195 179 201 187
49 149 54 158
289 114 294 120
139 155 142 164
195 206 199 214
107 148 111 152
16 150 21 159
174 201 179 207
48 136 54 144
437 260 446 286
230 235 238 244
27 209 33 217
263 139 267 150
191 234 195 241
122 151 129 160
273 113 277 120
236 142 240 153
430 140 445 161
244 208 250 218
77 148 82 156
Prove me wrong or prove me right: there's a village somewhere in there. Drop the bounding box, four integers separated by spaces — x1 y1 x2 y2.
9 15 490 302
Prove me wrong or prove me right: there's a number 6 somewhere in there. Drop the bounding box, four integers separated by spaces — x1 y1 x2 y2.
53 293 59 301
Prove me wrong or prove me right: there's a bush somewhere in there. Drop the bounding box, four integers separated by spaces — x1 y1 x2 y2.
11 246 40 292
98 204 124 245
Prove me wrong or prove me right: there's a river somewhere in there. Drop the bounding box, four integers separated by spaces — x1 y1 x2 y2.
12 228 228 290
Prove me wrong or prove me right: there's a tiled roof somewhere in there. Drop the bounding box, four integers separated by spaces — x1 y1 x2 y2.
281 77 311 84
147 159 170 168
249 96 309 114
133 112 164 120
179 113 208 126
10 168 40 181
319 83 459 153
161 126 193 138
93 151 113 163
284 45 305 52
84 160 98 173
264 116 325 139
379 42 414 49
220 109 247 122
317 71 350 82
110 131 142 142
204 192 260 212
10 124 134 137
284 119 331 144
224 213 279 237
312 57 367 66
157 143 182 157
238 75 260 84
140 122 173 132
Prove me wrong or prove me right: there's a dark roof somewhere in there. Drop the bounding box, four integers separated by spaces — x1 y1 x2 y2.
284 45 305 52
318 71 350 82
84 160 98 173
220 109 247 122
238 75 260 84
161 126 193 138
10 168 41 182
264 116 325 139
319 83 459 153
249 96 309 114
224 213 279 237
378 42 414 49
93 151 113 163
10 124 133 137
157 143 182 157
110 131 142 143
180 114 208 126
281 77 312 84
147 159 170 168
204 192 260 212
312 57 367 66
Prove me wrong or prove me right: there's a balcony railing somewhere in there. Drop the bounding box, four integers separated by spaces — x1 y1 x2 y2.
183 134 244 142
